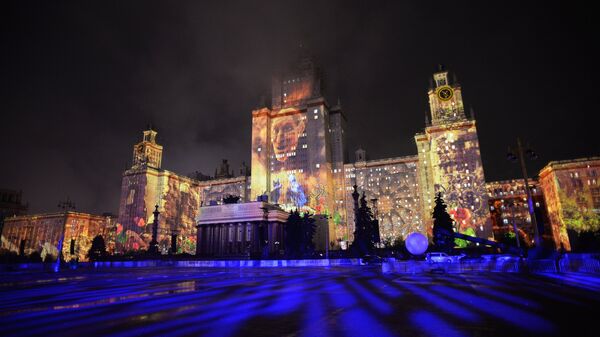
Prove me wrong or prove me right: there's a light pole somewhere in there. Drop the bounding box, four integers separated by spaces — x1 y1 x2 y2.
55 197 76 272
507 137 541 248
149 205 160 255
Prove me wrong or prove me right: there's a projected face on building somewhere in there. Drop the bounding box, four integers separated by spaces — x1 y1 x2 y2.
271 115 305 161
265 113 309 209
251 106 332 215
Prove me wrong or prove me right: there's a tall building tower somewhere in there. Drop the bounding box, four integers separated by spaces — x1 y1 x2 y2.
117 128 201 254
132 128 163 168
250 57 342 248
415 68 493 239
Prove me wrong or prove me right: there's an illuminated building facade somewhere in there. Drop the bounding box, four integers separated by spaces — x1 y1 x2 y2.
116 60 595 253
0 211 113 262
116 130 251 254
343 154 422 245
250 58 343 245
415 69 492 240
539 157 600 250
486 179 549 247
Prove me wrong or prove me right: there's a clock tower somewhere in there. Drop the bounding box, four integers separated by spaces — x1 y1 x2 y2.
428 67 466 126
132 128 163 169
416 67 493 240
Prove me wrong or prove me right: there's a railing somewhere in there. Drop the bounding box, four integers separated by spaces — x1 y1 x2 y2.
383 258 561 274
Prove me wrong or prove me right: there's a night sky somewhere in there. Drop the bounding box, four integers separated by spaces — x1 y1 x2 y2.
2 1 598 214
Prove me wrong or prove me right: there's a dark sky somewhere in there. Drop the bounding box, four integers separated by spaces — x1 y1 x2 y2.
2 1 599 214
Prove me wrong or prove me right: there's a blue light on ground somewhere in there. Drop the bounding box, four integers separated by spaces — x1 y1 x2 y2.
411 310 466 337
1 267 600 336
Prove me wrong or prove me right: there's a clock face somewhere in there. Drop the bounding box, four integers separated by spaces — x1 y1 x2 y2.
437 86 454 101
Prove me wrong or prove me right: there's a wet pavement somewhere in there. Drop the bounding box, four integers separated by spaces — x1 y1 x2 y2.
1 266 599 336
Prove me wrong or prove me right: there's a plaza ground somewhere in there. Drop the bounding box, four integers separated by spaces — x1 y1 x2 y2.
1 266 599 337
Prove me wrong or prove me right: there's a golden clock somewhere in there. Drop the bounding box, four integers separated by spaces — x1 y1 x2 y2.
437 86 454 101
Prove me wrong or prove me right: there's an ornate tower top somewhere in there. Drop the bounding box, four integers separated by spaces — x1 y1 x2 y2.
142 129 157 143
271 56 323 109
132 128 163 169
355 148 367 162
427 67 467 126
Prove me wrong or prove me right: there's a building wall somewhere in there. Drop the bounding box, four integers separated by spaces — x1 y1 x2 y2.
0 212 111 262
417 120 492 239
486 179 549 247
539 157 600 250
342 156 422 244
118 129 251 254
329 106 348 245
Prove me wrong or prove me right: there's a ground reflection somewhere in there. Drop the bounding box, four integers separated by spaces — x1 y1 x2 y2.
1 266 599 336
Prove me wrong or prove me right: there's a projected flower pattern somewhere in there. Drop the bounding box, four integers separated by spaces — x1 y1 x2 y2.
344 160 422 242
428 127 490 236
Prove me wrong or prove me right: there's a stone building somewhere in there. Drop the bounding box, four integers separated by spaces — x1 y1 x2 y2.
486 179 549 247
196 201 288 257
0 211 113 262
539 157 600 250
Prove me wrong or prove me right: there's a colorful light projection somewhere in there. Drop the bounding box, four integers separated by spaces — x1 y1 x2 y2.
251 108 333 215
0 212 110 262
539 158 600 250
343 158 423 243
418 122 492 239
117 169 200 254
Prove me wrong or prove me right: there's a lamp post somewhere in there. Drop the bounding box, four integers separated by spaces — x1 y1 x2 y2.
507 137 541 248
148 205 160 255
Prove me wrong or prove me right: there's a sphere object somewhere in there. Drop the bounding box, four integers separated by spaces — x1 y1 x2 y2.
405 232 428 255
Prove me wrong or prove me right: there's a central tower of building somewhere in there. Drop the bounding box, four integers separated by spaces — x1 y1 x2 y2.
250 57 345 246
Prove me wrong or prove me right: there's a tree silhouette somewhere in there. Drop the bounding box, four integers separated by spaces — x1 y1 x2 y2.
351 189 380 256
432 192 455 253
87 235 108 261
284 210 316 258
301 212 316 255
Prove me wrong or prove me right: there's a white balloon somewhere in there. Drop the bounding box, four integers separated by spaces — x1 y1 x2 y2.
405 232 428 255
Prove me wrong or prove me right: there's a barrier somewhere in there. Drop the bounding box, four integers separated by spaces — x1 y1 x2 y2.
382 257 563 274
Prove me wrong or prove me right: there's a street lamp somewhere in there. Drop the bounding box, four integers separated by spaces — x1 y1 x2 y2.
507 137 541 248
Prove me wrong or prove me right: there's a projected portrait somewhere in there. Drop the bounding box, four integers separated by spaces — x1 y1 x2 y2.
269 113 309 209
271 114 305 164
